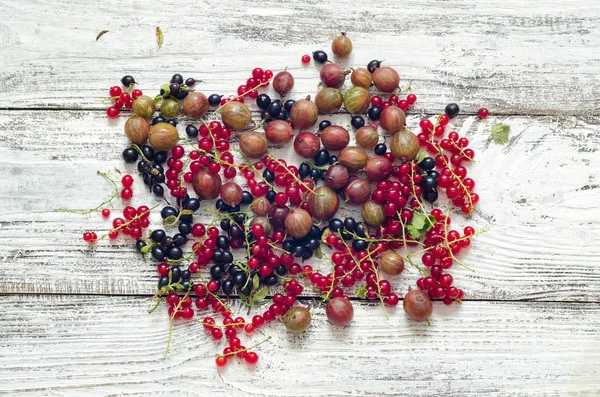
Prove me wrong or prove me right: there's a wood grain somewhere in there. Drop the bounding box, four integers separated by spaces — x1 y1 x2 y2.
0 109 599 300
0 295 598 396
0 0 599 115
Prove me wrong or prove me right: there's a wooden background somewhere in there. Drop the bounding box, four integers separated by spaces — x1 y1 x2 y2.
1 0 599 396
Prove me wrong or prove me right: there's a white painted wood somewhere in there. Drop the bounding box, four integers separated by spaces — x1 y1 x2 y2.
0 295 598 396
1 110 599 299
0 0 599 115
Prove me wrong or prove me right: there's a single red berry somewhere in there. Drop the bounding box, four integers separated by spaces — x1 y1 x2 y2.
121 174 133 187
477 107 489 119
106 106 119 118
245 352 259 364
406 93 417 104
370 96 383 107
109 86 122 97
215 356 227 367
121 188 133 200
252 67 265 79
131 89 143 99
301 54 311 64
101 208 110 218
83 232 93 242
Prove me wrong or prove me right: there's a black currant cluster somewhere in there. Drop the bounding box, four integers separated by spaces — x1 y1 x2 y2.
296 147 337 185
159 73 197 101
328 217 369 251
122 144 169 197
255 94 295 122
418 157 439 203
281 225 324 261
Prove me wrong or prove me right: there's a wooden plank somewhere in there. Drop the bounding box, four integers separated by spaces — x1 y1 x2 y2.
0 0 599 115
0 295 598 396
0 109 599 300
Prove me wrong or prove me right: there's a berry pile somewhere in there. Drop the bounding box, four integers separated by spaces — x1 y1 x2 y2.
81 33 487 367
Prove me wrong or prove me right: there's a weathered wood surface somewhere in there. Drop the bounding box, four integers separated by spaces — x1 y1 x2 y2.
0 295 599 397
0 0 599 115
1 110 599 300
1 0 600 395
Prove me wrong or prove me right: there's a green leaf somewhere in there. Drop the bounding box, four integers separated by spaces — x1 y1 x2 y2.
410 211 427 230
180 209 193 215
315 246 323 259
415 151 428 164
239 292 247 301
356 284 367 299
160 84 170 97
252 287 268 302
425 215 436 231
406 224 422 239
140 245 151 253
156 26 164 50
171 283 184 290
163 215 177 225
252 274 260 291
489 123 510 144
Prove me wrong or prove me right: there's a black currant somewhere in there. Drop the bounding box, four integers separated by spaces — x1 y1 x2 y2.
264 275 279 286
186 124 198 138
428 170 440 180
419 157 436 171
173 233 188 247
256 94 271 110
319 120 332 131
344 217 356 231
266 190 276 203
152 184 164 196
153 151 168 164
185 77 196 86
140 144 154 161
220 218 231 231
184 198 200 212
445 103 460 119
314 148 330 166
267 100 282 117
368 106 381 121
121 75 135 86
284 99 296 112
135 240 147 252
241 191 254 204
122 148 138 163
374 143 387 156
329 218 343 232
313 50 328 63
169 83 180 95
423 189 439 203
275 111 288 121
171 74 184 85
167 246 183 260
151 246 166 261
352 239 368 252
161 206 178 219
152 116 166 125
222 279 235 295
310 168 320 181
158 276 169 289
351 116 365 129
178 223 192 236
329 155 338 165
421 175 437 190
151 229 166 243
367 60 383 73
262 168 275 183
299 163 310 178
216 235 229 250
208 94 222 107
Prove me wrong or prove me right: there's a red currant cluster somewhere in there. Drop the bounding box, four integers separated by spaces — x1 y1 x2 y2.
371 92 417 113
232 68 273 102
106 84 143 119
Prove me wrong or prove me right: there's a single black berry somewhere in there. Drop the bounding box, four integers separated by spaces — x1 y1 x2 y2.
241 191 254 204
121 75 135 86
171 74 184 85
122 148 138 163
367 60 383 73
313 50 328 63
153 151 168 164
299 163 310 178
351 116 365 129
152 116 166 125
151 229 166 243
445 103 460 119
284 99 296 112
368 106 381 121
256 94 271 110
208 94 222 107
178 223 192 236
314 149 330 166
374 143 387 156
267 100 282 117
319 120 332 131
329 218 343 232
152 184 164 196
185 78 196 86
419 157 436 171
140 144 154 161
186 124 198 138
